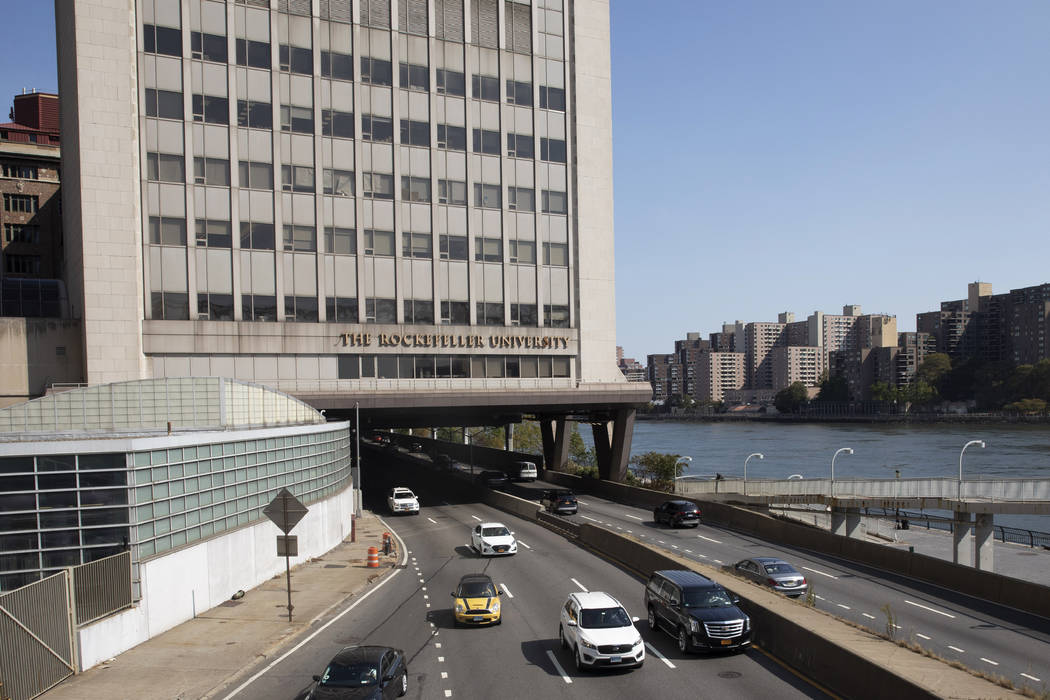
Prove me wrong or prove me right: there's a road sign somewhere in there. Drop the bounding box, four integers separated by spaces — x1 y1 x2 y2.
277 535 298 557
264 488 309 534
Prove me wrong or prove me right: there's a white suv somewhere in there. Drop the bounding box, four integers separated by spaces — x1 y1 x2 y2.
558 591 644 670
386 487 419 515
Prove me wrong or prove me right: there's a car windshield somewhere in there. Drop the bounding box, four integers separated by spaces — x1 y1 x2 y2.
481 526 510 537
457 581 497 597
320 661 378 687
763 563 796 574
579 606 631 629
392 490 415 499
671 503 696 511
682 589 734 608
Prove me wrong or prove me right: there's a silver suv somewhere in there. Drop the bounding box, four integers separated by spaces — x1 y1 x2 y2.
558 591 644 671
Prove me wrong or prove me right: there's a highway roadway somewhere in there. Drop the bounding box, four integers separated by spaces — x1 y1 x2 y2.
506 478 1050 690
222 455 831 700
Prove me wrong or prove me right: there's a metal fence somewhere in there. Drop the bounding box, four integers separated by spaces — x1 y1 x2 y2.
0 573 75 700
863 507 1050 549
72 551 133 626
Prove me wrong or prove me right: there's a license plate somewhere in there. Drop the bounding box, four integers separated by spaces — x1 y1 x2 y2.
721 639 733 646
473 616 484 622
610 656 621 663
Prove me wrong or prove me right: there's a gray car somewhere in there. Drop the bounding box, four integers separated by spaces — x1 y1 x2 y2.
733 557 808 597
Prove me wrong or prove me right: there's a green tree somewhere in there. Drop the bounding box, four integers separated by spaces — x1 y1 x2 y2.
870 381 902 403
916 353 951 386
628 452 684 492
569 425 595 467
1005 398 1047 415
905 379 939 407
815 373 850 402
512 421 544 457
774 382 809 413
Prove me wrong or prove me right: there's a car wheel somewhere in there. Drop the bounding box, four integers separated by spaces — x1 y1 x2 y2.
677 627 690 653
559 625 568 649
647 606 658 633
574 646 585 672
398 671 408 697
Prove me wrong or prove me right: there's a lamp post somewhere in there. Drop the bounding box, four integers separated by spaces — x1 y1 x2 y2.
958 439 985 502
744 452 764 496
830 447 853 498
674 456 692 494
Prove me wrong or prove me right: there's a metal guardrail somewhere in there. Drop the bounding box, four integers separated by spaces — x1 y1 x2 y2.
677 476 1050 502
863 508 1050 549
72 551 133 626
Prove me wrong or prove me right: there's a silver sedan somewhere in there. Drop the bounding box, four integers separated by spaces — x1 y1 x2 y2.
733 557 808 597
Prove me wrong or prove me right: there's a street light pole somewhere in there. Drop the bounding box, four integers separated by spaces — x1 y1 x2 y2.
674 456 692 494
744 452 763 496
958 439 985 502
831 447 853 498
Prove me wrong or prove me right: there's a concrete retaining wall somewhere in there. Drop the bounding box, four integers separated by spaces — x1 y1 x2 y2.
544 472 1050 620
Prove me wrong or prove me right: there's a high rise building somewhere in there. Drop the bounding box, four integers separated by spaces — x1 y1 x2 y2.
743 321 785 389
695 349 744 403
55 0 647 477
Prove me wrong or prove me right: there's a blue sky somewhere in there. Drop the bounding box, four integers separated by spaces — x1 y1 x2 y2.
3 2 1048 361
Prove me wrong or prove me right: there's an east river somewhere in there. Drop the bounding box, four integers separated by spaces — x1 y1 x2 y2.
585 419 1050 533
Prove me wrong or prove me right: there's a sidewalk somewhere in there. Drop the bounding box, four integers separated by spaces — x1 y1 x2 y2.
43 510 399 700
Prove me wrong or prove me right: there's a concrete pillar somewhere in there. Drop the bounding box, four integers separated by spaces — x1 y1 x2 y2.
974 513 994 572
831 507 862 538
952 511 973 566
505 423 514 451
540 416 570 472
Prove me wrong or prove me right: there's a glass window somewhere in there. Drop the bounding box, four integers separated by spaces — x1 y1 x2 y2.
322 109 355 138
506 79 532 106
145 88 183 119
194 157 231 186
508 186 534 212
148 216 187 245
439 235 468 261
144 24 182 57
195 219 233 248
539 85 565 111
283 225 317 252
364 229 395 256
362 114 393 142
506 133 534 159
240 221 276 250
280 105 314 133
285 295 319 322
473 183 501 209
238 160 273 190
151 292 190 320
236 38 271 69
402 232 432 258
437 124 466 151
361 56 393 85
404 299 434 324
363 172 394 199
438 179 467 205
542 189 567 214
436 69 465 96
471 74 500 101
191 31 227 63
540 137 567 163
510 303 537 326
323 168 355 196
243 294 278 320
192 95 229 125
474 236 502 262
238 99 273 129
324 226 356 254
544 304 569 328
327 296 358 322
440 301 470 325
198 293 234 320
321 50 354 80
477 303 504 326
400 119 430 147
338 355 360 378
509 239 535 264
281 165 315 192
279 44 313 74
472 128 500 155
401 176 431 202
543 241 568 266
366 299 397 323
147 153 185 183
399 62 429 91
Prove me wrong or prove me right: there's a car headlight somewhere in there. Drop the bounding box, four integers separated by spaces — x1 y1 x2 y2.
744 616 751 632
491 600 500 613
689 618 701 633
633 638 644 648
455 601 465 613
579 638 597 650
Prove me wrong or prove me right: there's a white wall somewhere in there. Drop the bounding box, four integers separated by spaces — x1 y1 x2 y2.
77 486 354 670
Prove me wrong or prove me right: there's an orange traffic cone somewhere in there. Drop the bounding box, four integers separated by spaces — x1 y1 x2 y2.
367 546 379 568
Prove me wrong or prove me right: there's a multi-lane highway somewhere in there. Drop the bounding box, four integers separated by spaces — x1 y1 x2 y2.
224 455 831 700
507 478 1050 688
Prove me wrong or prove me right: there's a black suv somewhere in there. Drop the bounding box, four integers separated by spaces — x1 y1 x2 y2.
653 500 700 528
540 489 578 515
644 569 751 653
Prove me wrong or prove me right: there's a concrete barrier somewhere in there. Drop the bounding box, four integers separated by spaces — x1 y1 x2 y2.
575 523 1018 700
544 471 1050 620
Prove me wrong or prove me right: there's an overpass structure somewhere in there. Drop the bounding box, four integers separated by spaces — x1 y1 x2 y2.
676 476 1050 572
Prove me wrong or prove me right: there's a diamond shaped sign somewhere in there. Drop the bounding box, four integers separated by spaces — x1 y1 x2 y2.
264 488 309 534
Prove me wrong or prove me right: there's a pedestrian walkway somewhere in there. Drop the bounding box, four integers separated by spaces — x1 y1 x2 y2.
774 506 1050 581
42 511 399 700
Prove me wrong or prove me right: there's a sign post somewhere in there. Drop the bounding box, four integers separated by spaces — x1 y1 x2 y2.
264 488 309 621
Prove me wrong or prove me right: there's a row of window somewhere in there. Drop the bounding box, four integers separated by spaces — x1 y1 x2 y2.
3 255 41 275
337 352 572 380
3 194 38 213
1 164 39 180
153 291 570 328
3 224 40 244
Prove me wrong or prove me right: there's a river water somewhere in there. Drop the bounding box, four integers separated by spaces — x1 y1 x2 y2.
585 420 1050 533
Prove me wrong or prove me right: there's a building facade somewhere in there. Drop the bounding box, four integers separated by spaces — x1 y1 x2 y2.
56 0 646 477
695 350 744 403
743 321 785 389
770 345 823 390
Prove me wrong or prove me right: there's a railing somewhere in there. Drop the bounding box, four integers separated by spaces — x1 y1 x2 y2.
677 476 1050 502
861 507 1050 549
72 551 133 626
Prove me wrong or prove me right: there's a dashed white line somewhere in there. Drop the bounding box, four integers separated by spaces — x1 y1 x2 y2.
626 530 633 534
836 604 851 610
471 515 482 521
815 595 826 601
546 650 573 684
684 549 692 553
671 545 679 550
500 583 514 598
713 559 723 564
696 553 708 559
576 499 590 505
644 642 677 669
625 514 643 520
441 672 448 679
695 534 721 544
444 690 452 697
905 600 955 619
517 540 531 549
1021 673 1042 682
657 540 666 544
981 658 999 666
427 517 438 524
916 633 931 640
438 656 445 662
435 643 442 649
948 645 966 654
802 566 839 580
862 613 875 620
581 515 601 522
571 578 588 592
423 594 429 600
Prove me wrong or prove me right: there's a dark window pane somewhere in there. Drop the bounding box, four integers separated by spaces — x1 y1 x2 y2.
79 454 125 470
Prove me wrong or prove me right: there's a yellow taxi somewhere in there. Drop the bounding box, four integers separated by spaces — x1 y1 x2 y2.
451 573 502 626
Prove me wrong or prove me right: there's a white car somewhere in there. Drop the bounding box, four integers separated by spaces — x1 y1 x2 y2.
559 591 644 670
470 522 517 556
386 487 419 515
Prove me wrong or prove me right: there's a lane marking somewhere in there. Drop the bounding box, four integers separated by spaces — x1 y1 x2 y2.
424 595 429 600
471 515 482 521
981 658 999 666
427 517 438 524
571 578 588 592
546 650 573 684
626 530 633 534
444 690 452 697
581 515 601 522
220 522 408 700
916 633 931 640
905 600 956 619
815 595 826 601
671 545 679 550
695 534 721 544
862 613 875 620
438 656 445 662
684 549 692 553
802 566 839 580
500 583 514 598
576 499 589 505
441 672 448 679
1022 673 1042 682
713 559 723 564
696 554 708 559
837 604 851 610
517 540 531 549
657 540 666 544
435 643 442 648
625 514 643 520
644 641 677 669
948 646 965 653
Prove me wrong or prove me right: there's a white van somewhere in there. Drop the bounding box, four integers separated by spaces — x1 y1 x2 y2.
513 461 538 482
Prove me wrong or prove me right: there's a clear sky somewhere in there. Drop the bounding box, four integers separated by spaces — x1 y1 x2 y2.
3 2 1048 361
